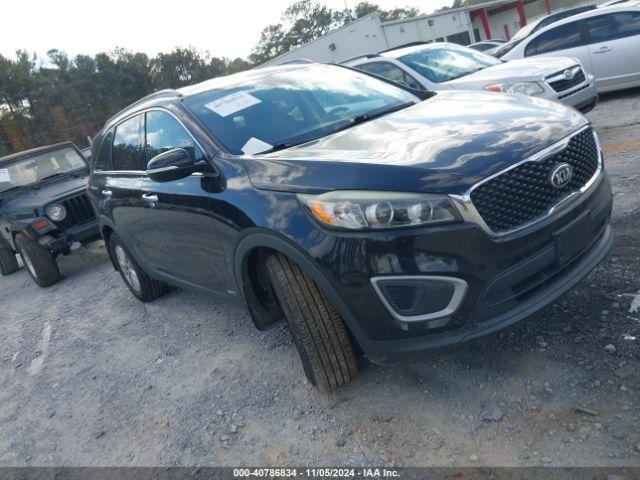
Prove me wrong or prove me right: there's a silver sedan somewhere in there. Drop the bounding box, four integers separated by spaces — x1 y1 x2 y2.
344 42 598 113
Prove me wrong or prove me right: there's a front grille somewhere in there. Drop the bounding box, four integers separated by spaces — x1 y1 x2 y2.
470 128 599 234
558 82 590 100
54 193 96 230
548 68 586 92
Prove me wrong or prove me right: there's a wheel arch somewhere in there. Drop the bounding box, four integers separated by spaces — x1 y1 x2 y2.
100 224 118 271
233 230 368 350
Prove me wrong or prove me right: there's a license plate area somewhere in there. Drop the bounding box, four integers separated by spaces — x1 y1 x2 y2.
553 210 592 265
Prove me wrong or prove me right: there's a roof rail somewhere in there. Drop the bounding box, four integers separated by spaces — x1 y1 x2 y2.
280 59 315 65
105 89 180 125
379 41 429 54
341 53 381 64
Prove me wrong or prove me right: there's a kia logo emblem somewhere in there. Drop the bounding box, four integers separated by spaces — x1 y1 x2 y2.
563 69 575 80
550 163 574 188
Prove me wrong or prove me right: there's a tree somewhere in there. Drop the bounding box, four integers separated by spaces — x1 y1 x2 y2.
0 47 250 154
437 0 465 12
250 1 423 64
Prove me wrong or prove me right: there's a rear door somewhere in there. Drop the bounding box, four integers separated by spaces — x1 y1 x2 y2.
524 20 593 74
99 115 147 256
584 11 640 91
136 109 227 293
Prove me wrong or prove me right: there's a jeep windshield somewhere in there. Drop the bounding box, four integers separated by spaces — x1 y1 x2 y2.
183 64 418 155
398 45 502 83
0 146 87 194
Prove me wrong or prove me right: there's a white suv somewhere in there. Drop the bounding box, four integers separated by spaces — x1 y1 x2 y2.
344 42 598 113
501 2 640 93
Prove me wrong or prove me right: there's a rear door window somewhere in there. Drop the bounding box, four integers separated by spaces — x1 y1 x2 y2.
585 11 640 43
93 129 113 172
112 115 145 171
525 21 584 56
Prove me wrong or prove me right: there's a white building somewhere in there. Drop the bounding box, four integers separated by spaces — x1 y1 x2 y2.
260 0 600 67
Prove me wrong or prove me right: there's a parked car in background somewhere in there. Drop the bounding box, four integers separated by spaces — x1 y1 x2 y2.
0 142 100 286
468 39 505 53
343 43 597 112
493 4 597 58
599 0 635 7
501 3 640 93
89 63 612 391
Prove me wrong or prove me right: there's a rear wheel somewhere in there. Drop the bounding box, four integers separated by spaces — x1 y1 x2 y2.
15 233 60 287
109 234 167 302
0 246 19 276
266 253 358 391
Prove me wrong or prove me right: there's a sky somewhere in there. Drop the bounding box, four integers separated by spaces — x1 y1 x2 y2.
0 0 452 61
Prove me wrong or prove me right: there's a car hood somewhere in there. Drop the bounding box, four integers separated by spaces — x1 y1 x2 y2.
0 173 88 217
448 57 578 85
241 91 588 195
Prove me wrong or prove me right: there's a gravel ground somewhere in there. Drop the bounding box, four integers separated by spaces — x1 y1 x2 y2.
0 89 639 467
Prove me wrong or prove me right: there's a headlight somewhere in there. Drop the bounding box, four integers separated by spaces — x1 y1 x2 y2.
484 81 545 96
299 191 460 230
46 204 67 222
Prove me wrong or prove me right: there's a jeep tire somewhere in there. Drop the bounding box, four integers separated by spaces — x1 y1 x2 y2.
266 253 358 391
15 233 60 287
109 234 167 302
0 246 19 276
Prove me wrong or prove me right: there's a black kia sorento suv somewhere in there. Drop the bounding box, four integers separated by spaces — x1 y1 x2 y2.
88 64 612 391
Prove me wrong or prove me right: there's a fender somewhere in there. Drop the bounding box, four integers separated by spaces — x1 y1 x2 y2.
97 214 121 271
233 229 372 352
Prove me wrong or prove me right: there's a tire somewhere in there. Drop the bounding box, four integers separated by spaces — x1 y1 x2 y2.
15 233 60 287
108 234 167 302
0 247 19 276
266 253 358 391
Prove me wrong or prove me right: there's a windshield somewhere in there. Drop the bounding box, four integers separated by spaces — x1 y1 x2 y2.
494 39 524 58
183 64 417 155
0 146 86 194
398 45 502 83
511 20 540 42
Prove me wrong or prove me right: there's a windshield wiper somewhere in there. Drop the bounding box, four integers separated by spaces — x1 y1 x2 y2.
331 102 415 135
260 141 298 154
40 170 82 182
258 102 415 154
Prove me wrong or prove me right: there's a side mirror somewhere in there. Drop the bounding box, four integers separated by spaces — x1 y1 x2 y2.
146 148 196 182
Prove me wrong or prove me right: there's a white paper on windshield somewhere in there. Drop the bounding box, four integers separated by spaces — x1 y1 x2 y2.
0 168 10 182
242 137 273 155
205 91 261 117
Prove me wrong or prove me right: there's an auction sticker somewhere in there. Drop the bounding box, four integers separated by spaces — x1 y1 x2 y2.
0 168 11 182
241 137 273 155
205 91 261 117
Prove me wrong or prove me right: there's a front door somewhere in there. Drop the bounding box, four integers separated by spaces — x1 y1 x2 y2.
135 110 228 294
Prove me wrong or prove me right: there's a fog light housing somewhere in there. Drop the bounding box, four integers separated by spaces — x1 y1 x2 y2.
371 275 467 325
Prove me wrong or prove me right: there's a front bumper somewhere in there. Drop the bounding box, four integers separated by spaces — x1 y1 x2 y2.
31 220 100 254
308 173 613 365
548 77 598 113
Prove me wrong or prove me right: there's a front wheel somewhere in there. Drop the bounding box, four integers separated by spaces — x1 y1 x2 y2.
266 253 358 391
109 234 167 302
0 246 19 276
15 234 60 287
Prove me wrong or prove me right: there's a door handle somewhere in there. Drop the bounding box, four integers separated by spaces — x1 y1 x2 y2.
142 193 159 203
101 189 112 198
593 46 612 54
